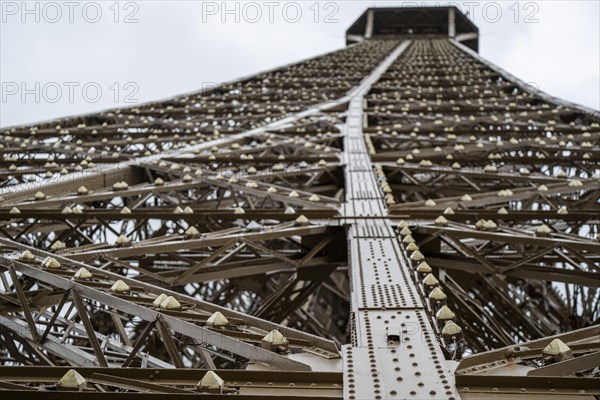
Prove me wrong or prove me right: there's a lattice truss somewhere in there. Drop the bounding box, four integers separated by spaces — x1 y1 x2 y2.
0 34 598 398
366 40 600 355
0 40 400 396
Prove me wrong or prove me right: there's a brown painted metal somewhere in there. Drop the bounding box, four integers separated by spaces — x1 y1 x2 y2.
1 6 598 400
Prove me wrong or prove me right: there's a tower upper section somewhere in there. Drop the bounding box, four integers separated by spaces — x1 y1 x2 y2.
346 6 479 52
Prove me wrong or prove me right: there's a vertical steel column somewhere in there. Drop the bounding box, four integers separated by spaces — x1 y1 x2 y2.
448 8 456 38
365 10 375 39
340 41 460 400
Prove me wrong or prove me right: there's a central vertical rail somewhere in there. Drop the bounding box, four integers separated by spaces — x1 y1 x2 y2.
340 40 461 400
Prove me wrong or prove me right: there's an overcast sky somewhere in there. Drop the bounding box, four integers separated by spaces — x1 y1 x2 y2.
1 0 599 128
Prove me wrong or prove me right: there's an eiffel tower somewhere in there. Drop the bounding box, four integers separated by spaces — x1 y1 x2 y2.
1 6 598 400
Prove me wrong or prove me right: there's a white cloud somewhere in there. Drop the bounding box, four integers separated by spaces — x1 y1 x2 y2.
1 0 598 127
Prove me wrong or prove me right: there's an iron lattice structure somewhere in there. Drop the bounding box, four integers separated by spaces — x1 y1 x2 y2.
0 7 598 400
